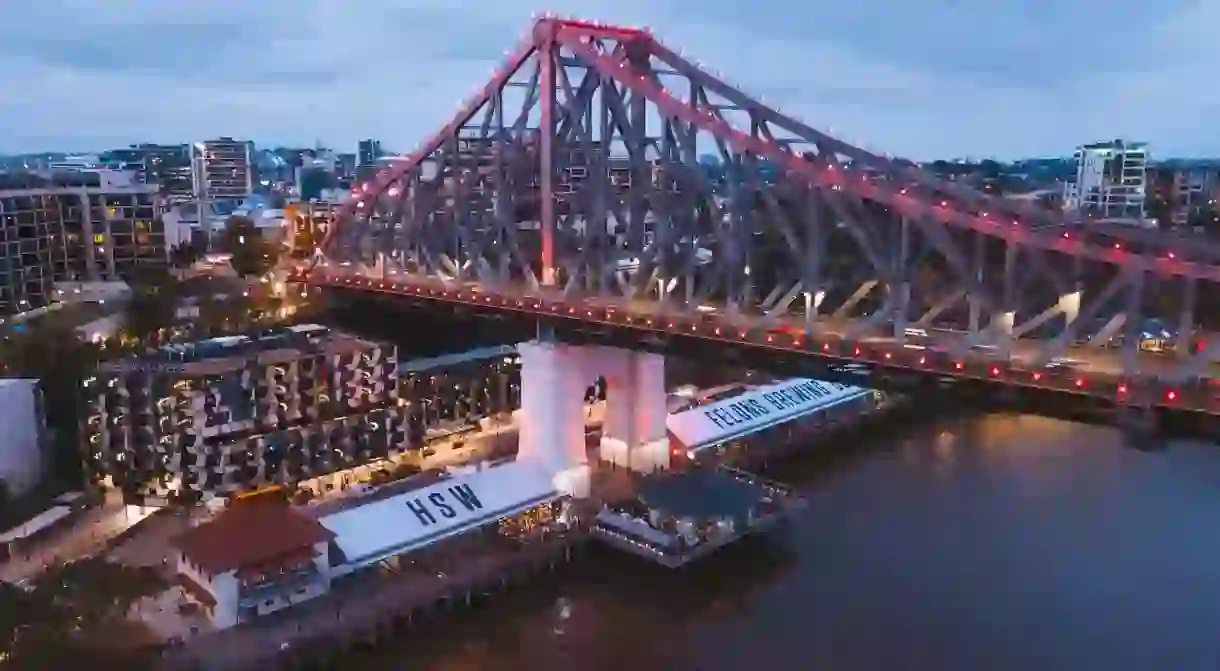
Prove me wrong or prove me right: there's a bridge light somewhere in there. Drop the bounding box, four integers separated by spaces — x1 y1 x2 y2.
1166 390 1177 401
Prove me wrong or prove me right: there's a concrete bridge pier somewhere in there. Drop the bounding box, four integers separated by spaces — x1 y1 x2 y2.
517 342 671 497
517 341 592 498
591 347 669 474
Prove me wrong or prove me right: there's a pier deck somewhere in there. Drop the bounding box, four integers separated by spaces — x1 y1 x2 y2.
156 534 583 670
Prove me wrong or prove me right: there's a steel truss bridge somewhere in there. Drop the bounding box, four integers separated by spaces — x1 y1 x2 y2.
299 17 1220 416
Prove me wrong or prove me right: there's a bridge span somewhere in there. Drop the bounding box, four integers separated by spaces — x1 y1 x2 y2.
306 16 1220 418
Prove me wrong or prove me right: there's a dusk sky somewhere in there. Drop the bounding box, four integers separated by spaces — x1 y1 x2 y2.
1 1 1215 160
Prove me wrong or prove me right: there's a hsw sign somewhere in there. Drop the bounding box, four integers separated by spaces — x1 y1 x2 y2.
404 483 485 527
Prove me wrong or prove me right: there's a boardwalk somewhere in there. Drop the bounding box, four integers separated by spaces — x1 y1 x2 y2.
156 535 583 670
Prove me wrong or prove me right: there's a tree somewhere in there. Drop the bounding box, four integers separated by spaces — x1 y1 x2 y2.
123 266 181 345
32 557 166 629
221 215 277 277
0 322 102 485
0 559 165 667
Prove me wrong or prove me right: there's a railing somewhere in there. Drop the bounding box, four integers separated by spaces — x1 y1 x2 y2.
300 268 1220 415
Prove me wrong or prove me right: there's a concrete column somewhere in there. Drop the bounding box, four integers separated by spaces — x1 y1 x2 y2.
598 348 669 473
1059 289 1081 326
516 341 589 497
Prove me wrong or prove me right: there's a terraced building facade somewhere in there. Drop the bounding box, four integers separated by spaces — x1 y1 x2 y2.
85 325 407 505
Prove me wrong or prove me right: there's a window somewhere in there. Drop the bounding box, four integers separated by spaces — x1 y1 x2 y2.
93 234 105 244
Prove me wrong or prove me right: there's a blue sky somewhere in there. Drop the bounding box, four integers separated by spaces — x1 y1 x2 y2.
0 0 1215 159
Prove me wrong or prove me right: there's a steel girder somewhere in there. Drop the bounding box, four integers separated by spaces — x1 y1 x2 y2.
320 17 1220 382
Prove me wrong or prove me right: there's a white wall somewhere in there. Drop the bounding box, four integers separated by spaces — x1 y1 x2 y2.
177 539 333 629
242 540 331 621
176 552 240 629
0 380 44 498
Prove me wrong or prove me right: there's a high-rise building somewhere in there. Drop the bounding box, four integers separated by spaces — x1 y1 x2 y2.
357 139 382 168
84 325 409 505
0 170 166 313
100 144 194 202
191 138 254 201
0 379 47 499
1063 139 1148 220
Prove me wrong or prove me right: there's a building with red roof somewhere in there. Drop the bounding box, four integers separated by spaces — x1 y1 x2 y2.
172 499 336 628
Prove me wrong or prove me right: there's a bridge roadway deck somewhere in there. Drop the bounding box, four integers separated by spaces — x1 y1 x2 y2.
304 269 1220 414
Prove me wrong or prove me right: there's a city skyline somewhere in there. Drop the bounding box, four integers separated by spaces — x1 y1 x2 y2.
0 1 1215 159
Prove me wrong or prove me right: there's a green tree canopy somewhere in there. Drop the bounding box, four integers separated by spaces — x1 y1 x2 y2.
221 215 278 277
1 558 166 667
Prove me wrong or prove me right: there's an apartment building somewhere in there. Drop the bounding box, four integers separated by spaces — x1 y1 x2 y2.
85 325 409 505
0 170 166 313
1146 164 1220 227
101 144 194 202
1063 139 1148 220
192 138 254 201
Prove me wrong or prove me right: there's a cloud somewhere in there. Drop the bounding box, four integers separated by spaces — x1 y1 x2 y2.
0 1 1215 159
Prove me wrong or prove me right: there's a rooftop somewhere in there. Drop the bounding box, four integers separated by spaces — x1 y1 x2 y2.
172 499 335 575
102 325 385 375
0 170 107 190
637 468 772 524
319 461 560 570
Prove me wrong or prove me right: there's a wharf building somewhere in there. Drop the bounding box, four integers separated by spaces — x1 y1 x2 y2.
84 325 409 505
170 460 572 629
0 169 166 314
591 377 879 566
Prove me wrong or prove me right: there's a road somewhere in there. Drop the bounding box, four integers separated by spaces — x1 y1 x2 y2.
309 268 1216 384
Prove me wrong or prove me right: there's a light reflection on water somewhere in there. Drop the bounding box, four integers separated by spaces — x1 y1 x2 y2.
351 412 1220 671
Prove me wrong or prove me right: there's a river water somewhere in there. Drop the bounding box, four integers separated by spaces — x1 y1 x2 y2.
346 412 1220 671
322 305 1220 670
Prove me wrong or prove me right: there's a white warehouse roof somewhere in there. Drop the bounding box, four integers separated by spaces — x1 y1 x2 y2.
319 461 560 569
666 378 872 452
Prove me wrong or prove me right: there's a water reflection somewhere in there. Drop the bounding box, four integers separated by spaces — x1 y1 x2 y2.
355 412 1220 671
